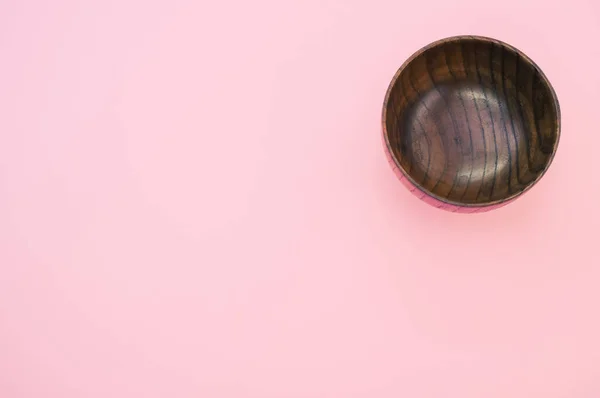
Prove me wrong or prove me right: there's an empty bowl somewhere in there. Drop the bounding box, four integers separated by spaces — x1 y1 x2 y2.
382 36 560 212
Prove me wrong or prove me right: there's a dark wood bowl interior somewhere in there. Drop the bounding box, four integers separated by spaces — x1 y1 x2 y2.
384 36 560 206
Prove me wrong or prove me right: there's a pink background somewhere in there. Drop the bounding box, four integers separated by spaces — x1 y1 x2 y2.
1 0 599 397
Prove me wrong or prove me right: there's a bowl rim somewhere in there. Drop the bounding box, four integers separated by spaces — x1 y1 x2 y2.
381 35 561 208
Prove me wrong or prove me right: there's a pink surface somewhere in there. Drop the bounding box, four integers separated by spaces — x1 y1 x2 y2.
1 1 599 397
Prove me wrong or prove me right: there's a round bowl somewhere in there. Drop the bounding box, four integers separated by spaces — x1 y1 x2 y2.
382 36 560 212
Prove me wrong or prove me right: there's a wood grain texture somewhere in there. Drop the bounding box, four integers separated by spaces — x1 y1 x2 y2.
382 36 560 211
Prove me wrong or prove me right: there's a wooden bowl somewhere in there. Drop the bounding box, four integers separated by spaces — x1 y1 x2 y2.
382 36 560 212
